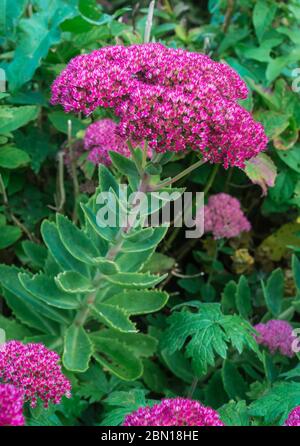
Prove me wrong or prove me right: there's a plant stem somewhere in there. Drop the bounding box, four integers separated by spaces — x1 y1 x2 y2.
144 0 155 43
68 120 80 223
162 164 218 253
187 377 199 398
74 173 151 327
203 164 219 195
153 158 206 191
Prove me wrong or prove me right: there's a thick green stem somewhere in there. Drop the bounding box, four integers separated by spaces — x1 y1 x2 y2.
68 120 80 223
74 172 151 327
153 158 206 191
162 163 218 254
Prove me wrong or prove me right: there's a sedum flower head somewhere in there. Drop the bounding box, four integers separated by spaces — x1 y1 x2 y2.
285 406 300 426
203 193 251 239
84 118 131 165
0 341 71 408
254 319 295 357
123 398 224 426
0 384 24 426
51 44 267 168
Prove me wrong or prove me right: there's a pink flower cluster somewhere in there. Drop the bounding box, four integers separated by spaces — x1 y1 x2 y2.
203 193 251 239
0 384 24 426
123 398 224 426
285 407 300 426
84 119 131 165
51 43 267 168
254 320 295 357
0 341 71 407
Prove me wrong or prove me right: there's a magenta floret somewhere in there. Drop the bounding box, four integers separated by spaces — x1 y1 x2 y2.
254 320 295 357
51 44 267 168
0 341 71 408
0 383 24 426
203 193 251 239
123 398 224 426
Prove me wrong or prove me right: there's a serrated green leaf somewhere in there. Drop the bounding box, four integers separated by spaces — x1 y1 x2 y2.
105 272 167 288
96 329 157 358
94 258 119 275
162 303 259 376
92 335 143 381
0 265 69 325
56 214 99 265
219 400 250 427
63 324 93 372
19 272 80 310
249 382 300 425
91 302 137 333
105 290 169 315
109 151 138 177
55 271 95 294
41 220 89 277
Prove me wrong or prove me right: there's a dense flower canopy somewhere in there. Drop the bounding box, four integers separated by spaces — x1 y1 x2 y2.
254 320 295 357
51 43 268 168
285 406 300 426
84 119 131 165
0 341 71 407
0 384 24 426
203 193 251 239
123 398 224 426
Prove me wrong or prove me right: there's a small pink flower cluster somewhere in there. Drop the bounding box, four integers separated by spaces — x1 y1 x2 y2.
254 320 295 357
51 44 267 168
84 119 131 165
0 341 71 408
285 406 300 426
0 384 24 426
123 398 224 426
203 193 251 239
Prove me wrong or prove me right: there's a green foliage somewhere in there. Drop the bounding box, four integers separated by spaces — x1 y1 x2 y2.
162 303 259 376
0 0 300 428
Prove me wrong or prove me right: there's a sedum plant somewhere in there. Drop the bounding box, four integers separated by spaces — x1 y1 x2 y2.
0 154 177 380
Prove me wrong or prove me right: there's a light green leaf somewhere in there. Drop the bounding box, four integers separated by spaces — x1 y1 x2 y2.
261 268 284 316
91 303 137 333
105 290 169 315
105 272 167 288
19 272 80 310
92 335 143 381
56 214 100 265
55 271 95 294
0 106 39 133
41 220 89 277
0 265 67 326
0 146 30 169
63 324 93 372
253 0 277 43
